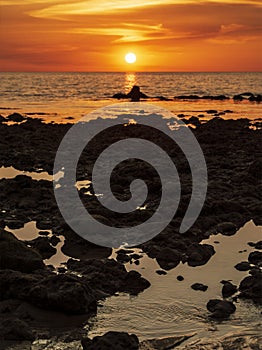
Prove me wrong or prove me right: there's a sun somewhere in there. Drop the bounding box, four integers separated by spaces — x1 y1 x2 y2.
125 52 136 64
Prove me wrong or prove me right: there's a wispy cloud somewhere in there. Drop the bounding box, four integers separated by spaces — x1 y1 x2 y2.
28 0 262 20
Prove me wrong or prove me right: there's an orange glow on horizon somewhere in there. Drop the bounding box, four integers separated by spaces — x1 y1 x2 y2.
0 1 261 72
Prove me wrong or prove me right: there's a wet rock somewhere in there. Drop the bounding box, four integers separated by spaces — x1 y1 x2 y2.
0 115 6 122
0 230 44 272
28 273 97 314
206 299 236 318
215 222 238 235
247 158 262 183
66 258 150 296
239 272 262 304
27 236 56 259
4 219 24 229
206 109 218 114
156 270 167 275
7 113 26 122
187 243 215 267
112 92 128 99
49 235 60 246
0 317 35 340
221 281 238 298
248 251 262 265
191 283 208 291
81 331 139 350
188 116 201 127
234 261 251 271
177 275 184 281
156 247 180 270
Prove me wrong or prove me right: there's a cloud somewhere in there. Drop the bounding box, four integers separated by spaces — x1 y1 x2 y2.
27 0 262 20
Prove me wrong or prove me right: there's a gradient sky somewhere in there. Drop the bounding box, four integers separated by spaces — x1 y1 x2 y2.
0 0 261 72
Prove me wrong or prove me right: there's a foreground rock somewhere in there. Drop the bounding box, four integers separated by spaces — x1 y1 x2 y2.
0 230 44 272
67 258 150 295
0 269 97 315
81 331 139 350
238 271 262 304
139 334 194 350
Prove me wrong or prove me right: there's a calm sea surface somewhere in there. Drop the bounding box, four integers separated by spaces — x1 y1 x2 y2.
0 72 261 121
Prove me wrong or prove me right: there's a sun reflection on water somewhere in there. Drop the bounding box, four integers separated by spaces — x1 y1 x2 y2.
125 72 136 94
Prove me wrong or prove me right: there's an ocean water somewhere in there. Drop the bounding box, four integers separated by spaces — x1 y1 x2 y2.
0 72 261 121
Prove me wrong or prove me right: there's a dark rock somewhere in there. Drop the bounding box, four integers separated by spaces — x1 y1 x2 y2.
126 85 148 101
156 247 180 270
0 230 44 272
206 109 218 114
206 299 236 318
234 261 251 271
248 159 262 182
112 93 128 99
215 222 238 235
81 331 139 350
0 317 35 340
177 275 184 281
191 283 208 291
27 273 97 314
66 258 150 296
248 251 262 265
27 236 56 259
221 281 238 298
188 116 201 127
254 241 262 250
49 235 60 246
6 113 26 122
187 243 215 267
116 252 132 263
140 335 194 349
156 270 167 275
0 115 6 122
239 272 262 304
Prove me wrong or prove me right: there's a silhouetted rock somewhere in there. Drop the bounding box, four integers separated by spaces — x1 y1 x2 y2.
0 317 35 340
81 331 139 350
234 261 251 271
207 299 236 318
66 258 150 296
239 272 262 304
0 230 44 272
26 236 56 259
191 283 208 291
28 273 97 314
221 281 238 298
6 113 26 122
215 222 238 235
177 275 184 281
187 243 215 267
156 247 181 270
156 269 167 275
248 251 262 265
127 85 148 101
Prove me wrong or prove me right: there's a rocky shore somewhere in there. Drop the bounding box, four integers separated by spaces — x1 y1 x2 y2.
0 109 261 349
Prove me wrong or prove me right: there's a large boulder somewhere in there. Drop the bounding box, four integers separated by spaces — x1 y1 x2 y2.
239 273 262 304
0 230 44 272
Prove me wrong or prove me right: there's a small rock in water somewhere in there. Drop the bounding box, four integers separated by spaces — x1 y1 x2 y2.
234 261 251 271
156 270 167 275
177 275 184 281
221 281 238 298
191 283 208 291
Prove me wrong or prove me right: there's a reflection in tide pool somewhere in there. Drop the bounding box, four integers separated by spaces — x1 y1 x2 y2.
88 221 261 342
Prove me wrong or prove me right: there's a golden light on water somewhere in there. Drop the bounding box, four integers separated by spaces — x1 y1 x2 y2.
125 72 136 93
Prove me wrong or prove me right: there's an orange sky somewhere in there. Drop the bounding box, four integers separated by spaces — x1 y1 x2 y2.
0 0 261 72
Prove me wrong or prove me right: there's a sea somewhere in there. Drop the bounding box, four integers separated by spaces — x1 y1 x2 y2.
0 72 261 122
